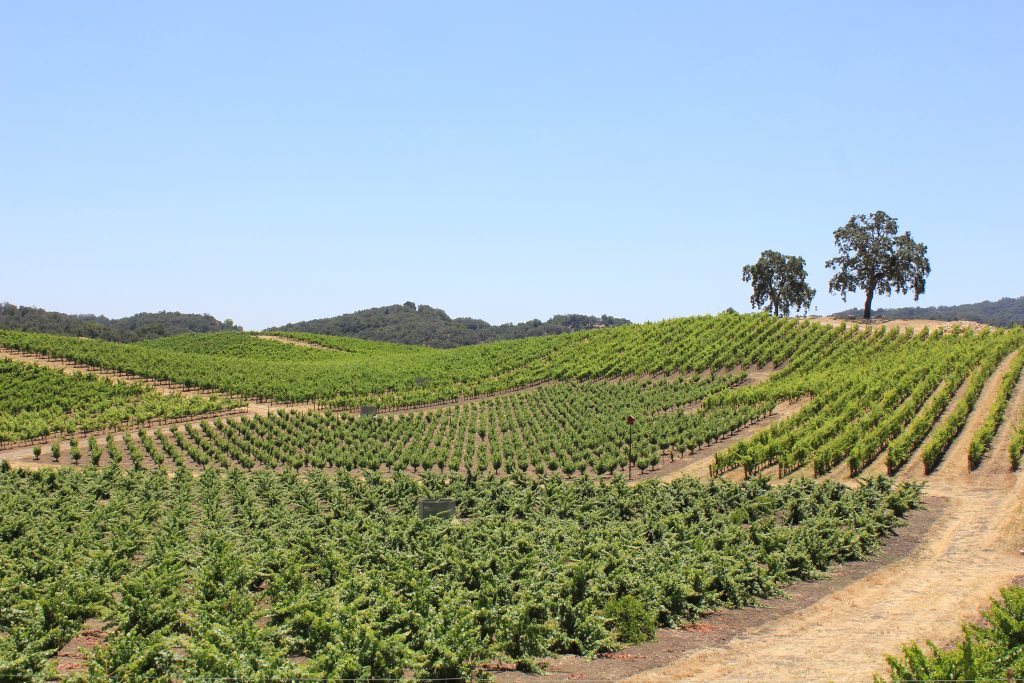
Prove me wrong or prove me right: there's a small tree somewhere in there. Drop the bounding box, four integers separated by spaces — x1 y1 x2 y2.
741 250 815 317
33 445 42 461
50 442 61 462
825 211 930 319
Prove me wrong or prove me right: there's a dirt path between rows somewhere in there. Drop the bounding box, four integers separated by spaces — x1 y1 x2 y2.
897 351 1020 481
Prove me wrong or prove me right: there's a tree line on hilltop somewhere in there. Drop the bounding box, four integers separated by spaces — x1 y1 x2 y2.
0 303 240 342
267 302 631 348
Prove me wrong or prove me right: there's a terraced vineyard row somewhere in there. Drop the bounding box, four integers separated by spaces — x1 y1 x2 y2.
37 374 774 476
710 326 1024 477
0 359 241 445
968 351 1024 469
0 466 921 680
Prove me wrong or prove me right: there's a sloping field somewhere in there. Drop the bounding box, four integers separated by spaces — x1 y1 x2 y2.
2 314 1024 680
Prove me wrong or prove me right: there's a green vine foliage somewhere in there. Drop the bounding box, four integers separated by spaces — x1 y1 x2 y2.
882 587 1024 682
0 467 920 681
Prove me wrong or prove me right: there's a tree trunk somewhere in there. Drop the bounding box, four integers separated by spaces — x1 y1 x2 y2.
863 289 874 319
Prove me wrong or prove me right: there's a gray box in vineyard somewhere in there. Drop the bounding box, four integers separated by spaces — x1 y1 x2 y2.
359 406 378 418
417 499 457 519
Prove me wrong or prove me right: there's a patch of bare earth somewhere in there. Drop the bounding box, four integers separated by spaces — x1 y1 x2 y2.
55 618 107 676
813 316 992 334
255 334 334 350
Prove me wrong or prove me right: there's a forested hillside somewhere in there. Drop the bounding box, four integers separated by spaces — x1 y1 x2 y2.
832 296 1024 327
0 303 240 342
268 301 630 347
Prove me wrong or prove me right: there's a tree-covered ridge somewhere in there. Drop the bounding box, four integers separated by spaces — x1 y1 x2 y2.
0 466 920 680
0 302 240 342
832 295 1024 327
268 301 631 348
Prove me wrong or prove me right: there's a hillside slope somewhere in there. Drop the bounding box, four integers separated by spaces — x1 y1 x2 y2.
832 295 1024 327
268 301 630 348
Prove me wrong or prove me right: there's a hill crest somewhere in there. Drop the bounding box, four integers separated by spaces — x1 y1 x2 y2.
267 301 630 348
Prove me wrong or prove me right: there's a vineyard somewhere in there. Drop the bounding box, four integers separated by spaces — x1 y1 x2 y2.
0 315 823 406
0 359 240 445
21 374 778 476
0 466 920 680
2 313 1024 680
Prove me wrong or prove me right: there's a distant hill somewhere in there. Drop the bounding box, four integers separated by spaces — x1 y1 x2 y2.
268 302 631 348
832 296 1024 327
0 302 241 342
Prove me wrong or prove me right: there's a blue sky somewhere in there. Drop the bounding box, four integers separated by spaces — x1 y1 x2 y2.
2 1 1021 330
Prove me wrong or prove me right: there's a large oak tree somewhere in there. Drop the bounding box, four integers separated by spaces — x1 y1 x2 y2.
826 211 930 319
742 250 816 317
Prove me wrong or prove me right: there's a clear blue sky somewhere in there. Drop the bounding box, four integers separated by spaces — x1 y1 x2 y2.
2 1 1021 330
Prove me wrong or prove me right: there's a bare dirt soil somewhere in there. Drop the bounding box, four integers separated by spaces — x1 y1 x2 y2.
255 334 335 350
813 316 992 334
54 618 107 676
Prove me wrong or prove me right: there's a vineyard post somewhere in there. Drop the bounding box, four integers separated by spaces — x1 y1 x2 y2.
626 415 635 479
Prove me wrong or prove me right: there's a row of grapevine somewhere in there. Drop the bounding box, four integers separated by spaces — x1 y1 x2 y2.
967 351 1024 469
0 466 921 680
0 358 240 444
711 326 1024 478
0 315 849 405
39 374 773 477
920 357 1002 473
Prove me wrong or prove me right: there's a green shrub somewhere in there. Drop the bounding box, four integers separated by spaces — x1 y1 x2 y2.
883 586 1024 681
606 595 656 643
